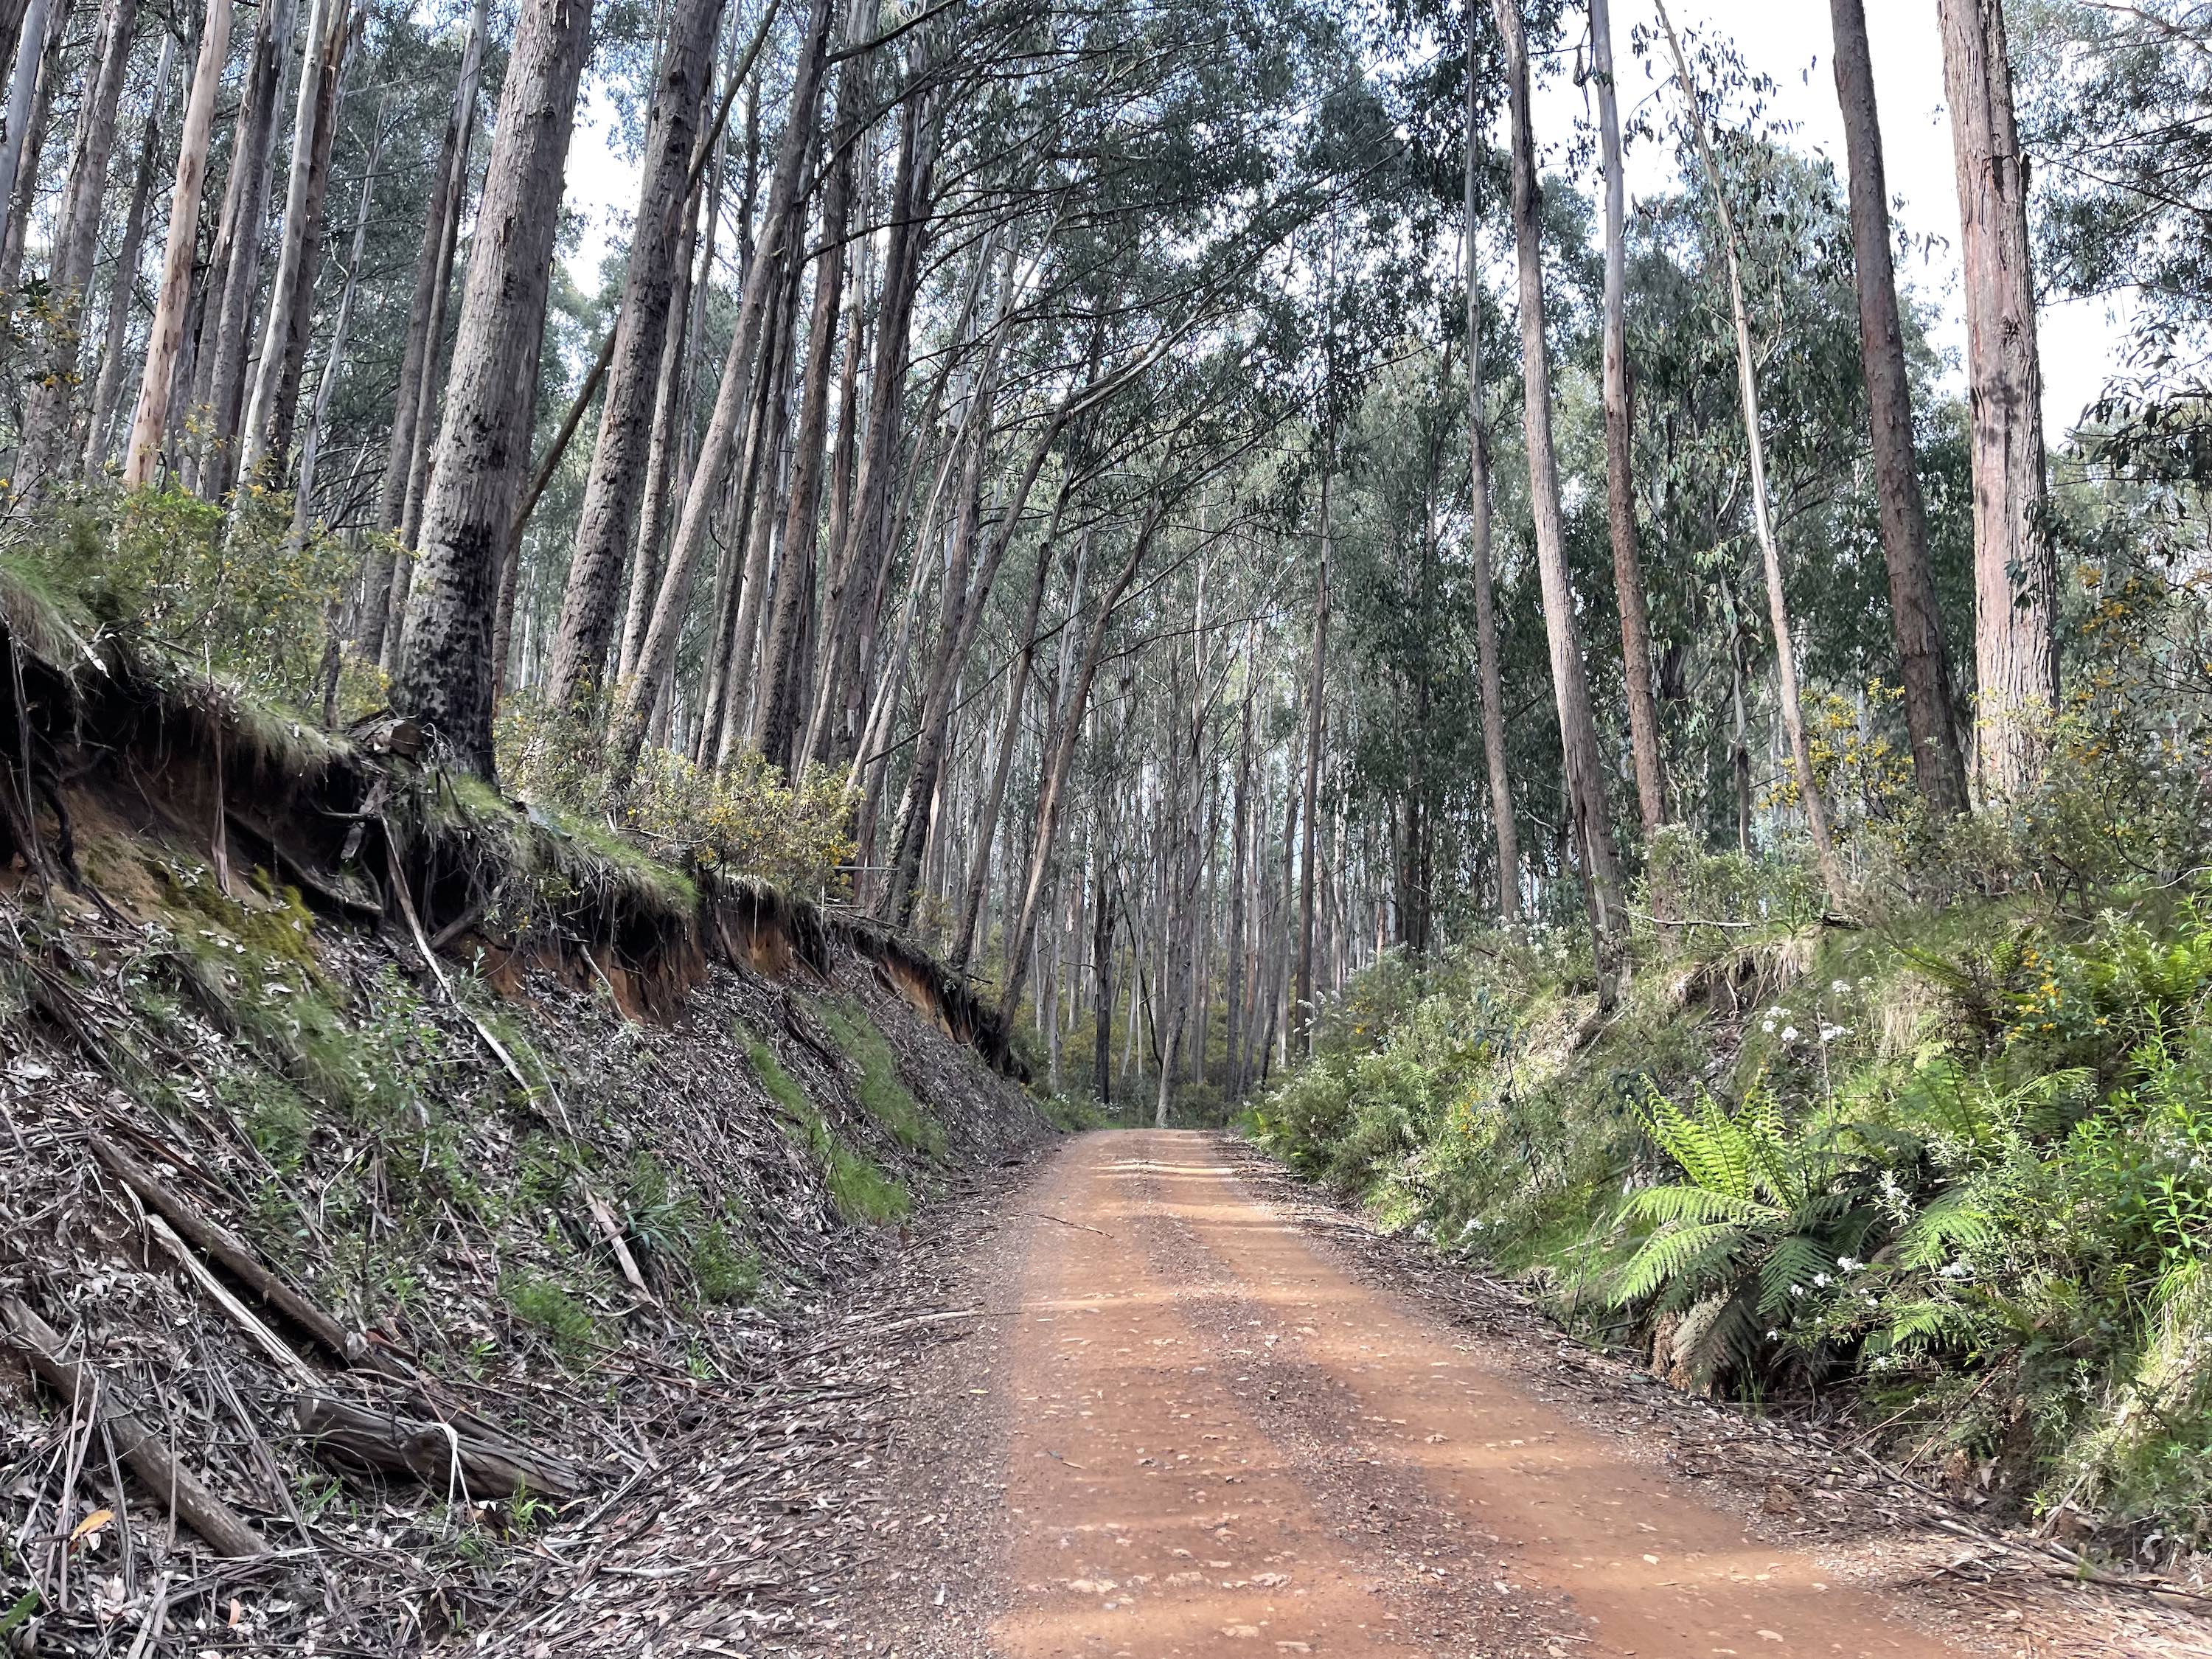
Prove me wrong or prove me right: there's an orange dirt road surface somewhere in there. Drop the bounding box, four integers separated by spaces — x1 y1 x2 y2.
978 1130 1972 1659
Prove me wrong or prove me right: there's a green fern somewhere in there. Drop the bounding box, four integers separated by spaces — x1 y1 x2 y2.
1612 1082 1886 1386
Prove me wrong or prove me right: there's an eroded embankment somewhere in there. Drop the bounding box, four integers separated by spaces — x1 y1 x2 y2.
0 600 1050 1655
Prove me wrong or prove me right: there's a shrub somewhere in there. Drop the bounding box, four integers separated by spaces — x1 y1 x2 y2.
503 1273 599 1353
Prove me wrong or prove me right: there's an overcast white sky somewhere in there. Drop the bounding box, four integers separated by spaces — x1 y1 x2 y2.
564 0 2125 438
1543 0 2124 437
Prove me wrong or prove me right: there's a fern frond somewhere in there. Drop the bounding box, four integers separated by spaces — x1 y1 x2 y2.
1611 1221 1744 1308
1621 1183 1773 1228
1894 1186 1996 1270
1757 1235 1837 1315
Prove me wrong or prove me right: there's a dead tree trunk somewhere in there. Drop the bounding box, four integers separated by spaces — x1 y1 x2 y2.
1938 0 2055 801
1829 0 1968 817
122 0 233 487
392 0 594 774
546 0 726 705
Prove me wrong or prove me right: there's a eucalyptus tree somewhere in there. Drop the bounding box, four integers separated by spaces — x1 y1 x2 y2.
1939 0 2056 799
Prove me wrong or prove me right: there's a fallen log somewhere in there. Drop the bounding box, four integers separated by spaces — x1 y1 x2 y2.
1 1297 268 1557
293 1394 584 1501
90 1133 362 1363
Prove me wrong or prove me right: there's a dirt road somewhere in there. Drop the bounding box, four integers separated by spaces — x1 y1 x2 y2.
902 1130 1983 1658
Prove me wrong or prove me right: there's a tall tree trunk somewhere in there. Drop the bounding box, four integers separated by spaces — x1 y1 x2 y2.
1938 0 2054 801
706 243 802 765
293 105 383 546
1223 643 1253 1095
614 0 836 787
1829 0 1969 818
879 378 1076 928
545 0 726 704
998 487 1165 1029
17 0 137 492
122 0 233 487
0 0 34 152
383 4 491 663
949 483 1067 967
391 0 594 776
1495 0 1626 942
1092 854 1113 1103
190 0 296 497
0 0 64 295
240 0 350 482
1294 467 1328 1054
752 106 857 771
801 91 935 773
355 0 487 658
620 130 712 683
1464 32 1519 922
82 31 172 473
1591 0 1666 836
1658 1 1846 908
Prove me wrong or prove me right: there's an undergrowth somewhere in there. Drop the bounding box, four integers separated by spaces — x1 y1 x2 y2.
745 1038 911 1223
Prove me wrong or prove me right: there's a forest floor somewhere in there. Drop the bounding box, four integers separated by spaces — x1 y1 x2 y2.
587 1130 2212 1659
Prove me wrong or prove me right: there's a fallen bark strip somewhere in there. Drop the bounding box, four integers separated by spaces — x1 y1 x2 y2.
142 1214 321 1387
1 1296 269 1558
293 1394 585 1500
90 1133 362 1363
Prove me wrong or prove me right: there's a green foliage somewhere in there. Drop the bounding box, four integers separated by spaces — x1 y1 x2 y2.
502 1273 600 1354
746 1037 911 1224
498 692 854 893
818 998 944 1157
5 484 378 717
691 1216 763 1304
1259 882 2212 1548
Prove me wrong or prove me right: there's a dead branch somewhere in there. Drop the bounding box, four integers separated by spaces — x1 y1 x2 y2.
293 1393 585 1501
90 1133 362 1363
1 1295 269 1558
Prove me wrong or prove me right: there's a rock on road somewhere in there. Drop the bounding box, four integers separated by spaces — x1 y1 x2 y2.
859 1131 1990 1659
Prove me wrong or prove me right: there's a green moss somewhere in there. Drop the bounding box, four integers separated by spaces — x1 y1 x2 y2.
748 1039 909 1224
745 1039 812 1116
819 998 945 1157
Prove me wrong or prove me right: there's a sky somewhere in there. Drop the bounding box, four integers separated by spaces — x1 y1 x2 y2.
563 0 2126 439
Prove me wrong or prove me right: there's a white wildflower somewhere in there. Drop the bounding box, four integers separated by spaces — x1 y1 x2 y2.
1837 1256 1862 1273
1780 1026 1799 1043
1761 1020 1776 1034
1832 979 1851 995
1812 1272 1832 1288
